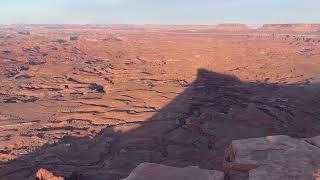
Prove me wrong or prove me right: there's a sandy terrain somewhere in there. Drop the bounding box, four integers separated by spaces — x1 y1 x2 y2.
0 25 320 179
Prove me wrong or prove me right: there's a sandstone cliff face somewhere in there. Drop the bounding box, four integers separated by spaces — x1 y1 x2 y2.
261 24 320 32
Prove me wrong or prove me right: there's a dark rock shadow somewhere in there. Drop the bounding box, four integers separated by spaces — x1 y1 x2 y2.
1 69 320 180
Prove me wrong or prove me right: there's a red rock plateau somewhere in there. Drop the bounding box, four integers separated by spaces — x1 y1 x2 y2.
215 24 250 31
261 24 320 32
0 24 320 179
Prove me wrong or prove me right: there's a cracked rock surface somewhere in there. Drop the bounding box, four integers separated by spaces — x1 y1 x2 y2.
121 163 224 180
224 135 320 180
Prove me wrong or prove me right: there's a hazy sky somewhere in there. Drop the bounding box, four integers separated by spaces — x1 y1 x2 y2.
0 0 319 24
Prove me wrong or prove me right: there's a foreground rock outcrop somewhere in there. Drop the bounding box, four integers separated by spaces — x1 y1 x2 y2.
121 163 224 180
36 168 64 180
224 135 320 180
121 135 320 180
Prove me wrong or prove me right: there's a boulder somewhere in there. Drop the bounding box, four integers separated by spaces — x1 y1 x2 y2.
55 39 67 44
122 163 224 180
28 59 46 65
19 65 30 71
89 83 105 93
224 135 320 180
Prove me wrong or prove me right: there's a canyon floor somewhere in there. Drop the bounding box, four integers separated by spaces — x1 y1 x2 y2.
0 26 320 179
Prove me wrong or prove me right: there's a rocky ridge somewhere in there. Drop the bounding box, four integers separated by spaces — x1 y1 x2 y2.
37 135 320 180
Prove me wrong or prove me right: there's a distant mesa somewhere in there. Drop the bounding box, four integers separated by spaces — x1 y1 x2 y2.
103 36 124 42
260 24 320 32
213 23 320 33
214 24 250 31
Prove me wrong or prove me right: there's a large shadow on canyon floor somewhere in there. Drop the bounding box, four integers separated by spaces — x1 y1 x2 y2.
1 69 320 180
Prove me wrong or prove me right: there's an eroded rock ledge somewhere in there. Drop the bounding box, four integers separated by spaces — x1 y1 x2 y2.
34 135 320 180
121 135 320 180
121 163 224 180
224 135 320 180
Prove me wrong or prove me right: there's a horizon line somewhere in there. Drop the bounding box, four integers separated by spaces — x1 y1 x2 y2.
1 22 320 26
